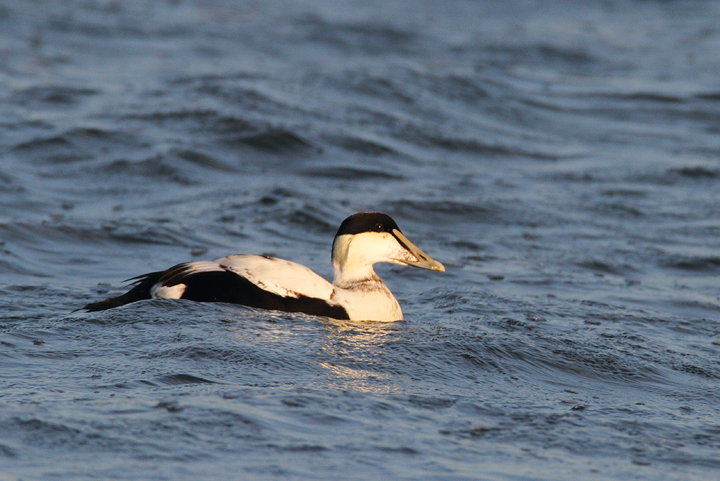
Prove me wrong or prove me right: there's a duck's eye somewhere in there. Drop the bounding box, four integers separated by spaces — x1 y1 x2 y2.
374 223 384 232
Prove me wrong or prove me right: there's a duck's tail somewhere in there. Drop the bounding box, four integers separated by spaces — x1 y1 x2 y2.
82 272 163 311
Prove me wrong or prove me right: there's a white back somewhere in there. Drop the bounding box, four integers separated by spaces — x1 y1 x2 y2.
221 254 335 300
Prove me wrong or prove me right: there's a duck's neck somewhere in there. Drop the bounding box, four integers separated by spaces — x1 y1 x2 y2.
332 262 380 289
329 234 404 320
331 262 402 321
331 234 384 289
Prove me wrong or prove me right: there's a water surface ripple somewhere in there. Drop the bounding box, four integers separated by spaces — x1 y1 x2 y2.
1 0 719 479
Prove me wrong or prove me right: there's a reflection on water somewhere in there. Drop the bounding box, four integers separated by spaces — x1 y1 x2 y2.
317 320 401 393
1 0 720 479
316 361 396 394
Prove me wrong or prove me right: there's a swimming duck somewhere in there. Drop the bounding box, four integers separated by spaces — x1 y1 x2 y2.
83 212 444 321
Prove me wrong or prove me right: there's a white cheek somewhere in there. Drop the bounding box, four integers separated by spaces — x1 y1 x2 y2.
333 235 352 265
333 232 405 270
357 232 395 260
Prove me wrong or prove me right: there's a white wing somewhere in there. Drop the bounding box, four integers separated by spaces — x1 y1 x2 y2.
156 254 335 300
219 255 334 300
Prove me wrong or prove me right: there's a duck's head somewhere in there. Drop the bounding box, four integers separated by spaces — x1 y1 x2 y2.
331 212 444 285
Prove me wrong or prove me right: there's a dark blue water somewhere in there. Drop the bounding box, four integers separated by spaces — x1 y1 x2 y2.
1 0 720 479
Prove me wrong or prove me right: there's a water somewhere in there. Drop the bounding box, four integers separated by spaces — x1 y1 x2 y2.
1 0 720 479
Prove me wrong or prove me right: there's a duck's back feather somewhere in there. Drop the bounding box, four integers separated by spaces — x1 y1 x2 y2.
186 254 336 301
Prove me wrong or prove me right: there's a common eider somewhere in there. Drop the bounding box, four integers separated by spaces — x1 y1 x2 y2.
83 212 445 321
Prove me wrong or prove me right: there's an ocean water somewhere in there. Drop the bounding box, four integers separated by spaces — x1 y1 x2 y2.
1 0 720 479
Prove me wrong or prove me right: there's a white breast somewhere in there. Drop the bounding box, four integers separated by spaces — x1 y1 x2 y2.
331 280 402 322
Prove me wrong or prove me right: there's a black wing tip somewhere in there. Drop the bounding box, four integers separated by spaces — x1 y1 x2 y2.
159 262 198 287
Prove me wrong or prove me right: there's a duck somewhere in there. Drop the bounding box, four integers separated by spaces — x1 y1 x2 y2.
83 212 444 321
